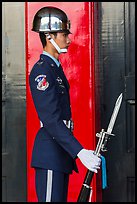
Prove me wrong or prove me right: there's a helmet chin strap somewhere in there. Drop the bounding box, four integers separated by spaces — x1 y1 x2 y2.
45 34 67 54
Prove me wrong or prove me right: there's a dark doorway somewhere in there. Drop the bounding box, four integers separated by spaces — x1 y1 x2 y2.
99 2 135 202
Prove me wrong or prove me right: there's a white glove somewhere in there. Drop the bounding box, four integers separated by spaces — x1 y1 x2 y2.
77 149 101 173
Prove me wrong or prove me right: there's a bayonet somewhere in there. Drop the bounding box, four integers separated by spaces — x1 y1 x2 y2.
77 93 123 202
107 93 123 134
95 93 123 154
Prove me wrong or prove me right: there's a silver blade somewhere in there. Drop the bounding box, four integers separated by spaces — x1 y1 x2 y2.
107 93 123 134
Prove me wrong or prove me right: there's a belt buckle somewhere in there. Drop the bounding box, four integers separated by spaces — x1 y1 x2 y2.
66 120 69 127
70 119 74 131
63 119 74 131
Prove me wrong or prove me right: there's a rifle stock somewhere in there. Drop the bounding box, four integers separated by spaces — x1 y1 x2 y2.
77 170 94 202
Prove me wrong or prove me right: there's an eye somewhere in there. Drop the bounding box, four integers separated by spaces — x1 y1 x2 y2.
63 33 68 37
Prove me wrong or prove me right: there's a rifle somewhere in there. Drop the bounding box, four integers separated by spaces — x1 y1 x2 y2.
77 93 123 202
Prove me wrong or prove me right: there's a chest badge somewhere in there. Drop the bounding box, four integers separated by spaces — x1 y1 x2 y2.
35 75 49 91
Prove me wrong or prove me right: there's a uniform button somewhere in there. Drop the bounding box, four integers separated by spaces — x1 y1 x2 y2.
53 137 55 139
62 91 64 94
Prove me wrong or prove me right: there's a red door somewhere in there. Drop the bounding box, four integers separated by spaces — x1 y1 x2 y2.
26 2 101 202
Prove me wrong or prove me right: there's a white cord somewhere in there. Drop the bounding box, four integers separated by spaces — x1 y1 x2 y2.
46 34 67 54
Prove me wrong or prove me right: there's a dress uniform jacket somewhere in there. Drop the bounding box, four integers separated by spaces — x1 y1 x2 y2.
29 54 83 174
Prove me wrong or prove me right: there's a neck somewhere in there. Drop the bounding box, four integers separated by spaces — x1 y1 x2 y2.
44 46 59 60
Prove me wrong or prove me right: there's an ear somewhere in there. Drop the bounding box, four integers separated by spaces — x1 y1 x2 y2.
50 33 57 39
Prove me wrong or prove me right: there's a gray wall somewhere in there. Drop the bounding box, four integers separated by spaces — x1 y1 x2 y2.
2 2 26 201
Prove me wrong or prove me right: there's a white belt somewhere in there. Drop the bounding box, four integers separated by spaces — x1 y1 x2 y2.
40 121 43 128
40 120 74 131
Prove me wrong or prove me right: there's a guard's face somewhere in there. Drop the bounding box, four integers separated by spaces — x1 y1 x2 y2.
52 32 71 50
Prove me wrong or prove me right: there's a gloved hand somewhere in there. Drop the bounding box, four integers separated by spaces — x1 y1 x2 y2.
77 149 101 173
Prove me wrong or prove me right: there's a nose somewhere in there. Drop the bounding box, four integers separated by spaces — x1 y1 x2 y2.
67 36 71 45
